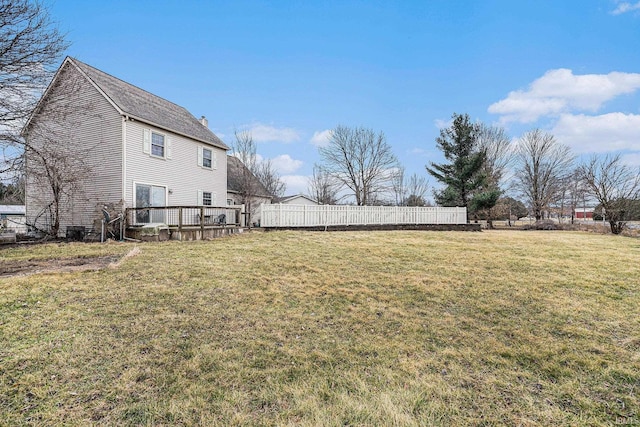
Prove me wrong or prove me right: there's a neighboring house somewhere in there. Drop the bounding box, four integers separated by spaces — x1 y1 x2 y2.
0 205 27 234
226 155 272 225
23 57 228 236
273 194 319 205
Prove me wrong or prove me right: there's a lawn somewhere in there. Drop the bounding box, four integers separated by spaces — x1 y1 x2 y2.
1 230 639 426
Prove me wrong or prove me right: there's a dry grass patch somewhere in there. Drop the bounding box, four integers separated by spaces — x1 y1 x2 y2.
1 231 639 425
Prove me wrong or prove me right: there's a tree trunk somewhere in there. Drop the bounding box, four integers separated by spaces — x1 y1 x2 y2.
610 220 623 235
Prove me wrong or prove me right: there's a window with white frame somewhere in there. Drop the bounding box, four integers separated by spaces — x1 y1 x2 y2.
143 128 171 159
202 148 212 168
202 191 212 206
151 132 165 157
198 190 216 206
198 146 217 169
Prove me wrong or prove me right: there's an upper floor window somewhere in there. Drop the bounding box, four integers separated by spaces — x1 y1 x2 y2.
202 148 212 168
151 132 165 157
198 146 217 169
143 128 171 159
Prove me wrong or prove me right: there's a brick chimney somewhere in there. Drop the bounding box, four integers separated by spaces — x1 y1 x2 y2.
199 116 208 128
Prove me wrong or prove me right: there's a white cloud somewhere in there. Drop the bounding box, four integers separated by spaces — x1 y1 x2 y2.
270 154 303 174
621 152 640 167
551 112 640 153
488 69 640 123
281 175 309 195
612 1 640 15
310 129 332 147
434 118 451 129
245 123 300 143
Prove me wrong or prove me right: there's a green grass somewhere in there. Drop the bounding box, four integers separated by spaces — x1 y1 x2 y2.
1 231 639 426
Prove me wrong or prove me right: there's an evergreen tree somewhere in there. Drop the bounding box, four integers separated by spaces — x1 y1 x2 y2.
426 113 499 217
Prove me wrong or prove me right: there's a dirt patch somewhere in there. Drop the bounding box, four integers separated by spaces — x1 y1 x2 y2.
1 254 124 278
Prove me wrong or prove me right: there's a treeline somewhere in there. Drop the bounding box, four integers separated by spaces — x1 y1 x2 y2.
310 114 640 235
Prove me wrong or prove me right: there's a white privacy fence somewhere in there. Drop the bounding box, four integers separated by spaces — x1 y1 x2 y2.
260 204 467 228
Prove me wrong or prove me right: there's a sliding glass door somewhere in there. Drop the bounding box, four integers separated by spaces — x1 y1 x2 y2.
135 183 166 223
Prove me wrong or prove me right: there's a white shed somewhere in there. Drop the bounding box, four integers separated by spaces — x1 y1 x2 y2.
0 205 27 234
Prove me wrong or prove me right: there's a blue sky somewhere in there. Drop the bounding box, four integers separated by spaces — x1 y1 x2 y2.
51 0 640 196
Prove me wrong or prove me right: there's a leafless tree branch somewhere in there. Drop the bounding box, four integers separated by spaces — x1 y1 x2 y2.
318 125 399 206
579 154 640 234
514 129 574 220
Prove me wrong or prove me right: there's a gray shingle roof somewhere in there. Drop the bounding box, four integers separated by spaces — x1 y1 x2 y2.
70 58 228 150
226 156 271 197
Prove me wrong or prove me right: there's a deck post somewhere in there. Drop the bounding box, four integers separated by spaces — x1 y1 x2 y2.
200 206 205 237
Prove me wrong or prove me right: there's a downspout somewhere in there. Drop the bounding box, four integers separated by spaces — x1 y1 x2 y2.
122 115 128 219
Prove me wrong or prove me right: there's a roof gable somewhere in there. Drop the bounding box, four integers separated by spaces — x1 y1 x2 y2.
226 156 271 198
68 58 228 150
274 194 318 204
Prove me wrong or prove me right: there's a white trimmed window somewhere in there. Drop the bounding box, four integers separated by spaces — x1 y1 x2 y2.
203 191 212 206
143 129 172 159
198 146 217 169
152 133 164 157
198 190 217 206
203 148 212 168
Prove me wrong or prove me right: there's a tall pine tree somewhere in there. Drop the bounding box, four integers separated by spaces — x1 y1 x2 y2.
426 113 499 218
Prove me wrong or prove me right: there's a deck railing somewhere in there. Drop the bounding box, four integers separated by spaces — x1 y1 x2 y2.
125 206 243 229
260 204 467 228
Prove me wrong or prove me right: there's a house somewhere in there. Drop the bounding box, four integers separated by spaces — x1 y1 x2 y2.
273 194 319 205
0 205 27 234
226 155 272 225
23 57 228 237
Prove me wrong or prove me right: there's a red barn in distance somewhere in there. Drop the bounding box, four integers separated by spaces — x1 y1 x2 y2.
574 207 594 220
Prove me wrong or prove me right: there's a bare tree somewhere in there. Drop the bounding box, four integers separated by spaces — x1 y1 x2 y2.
390 166 406 206
391 167 429 206
231 130 260 215
579 154 640 234
308 164 341 204
476 123 514 227
1 0 68 174
405 173 430 206
553 168 589 224
515 129 573 221
254 158 286 198
230 130 287 227
477 123 514 190
318 125 399 206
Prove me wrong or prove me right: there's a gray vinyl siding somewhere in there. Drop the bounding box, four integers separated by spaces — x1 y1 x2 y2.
124 120 227 208
25 65 123 235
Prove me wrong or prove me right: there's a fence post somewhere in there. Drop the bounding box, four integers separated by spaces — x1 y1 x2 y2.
178 207 183 233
